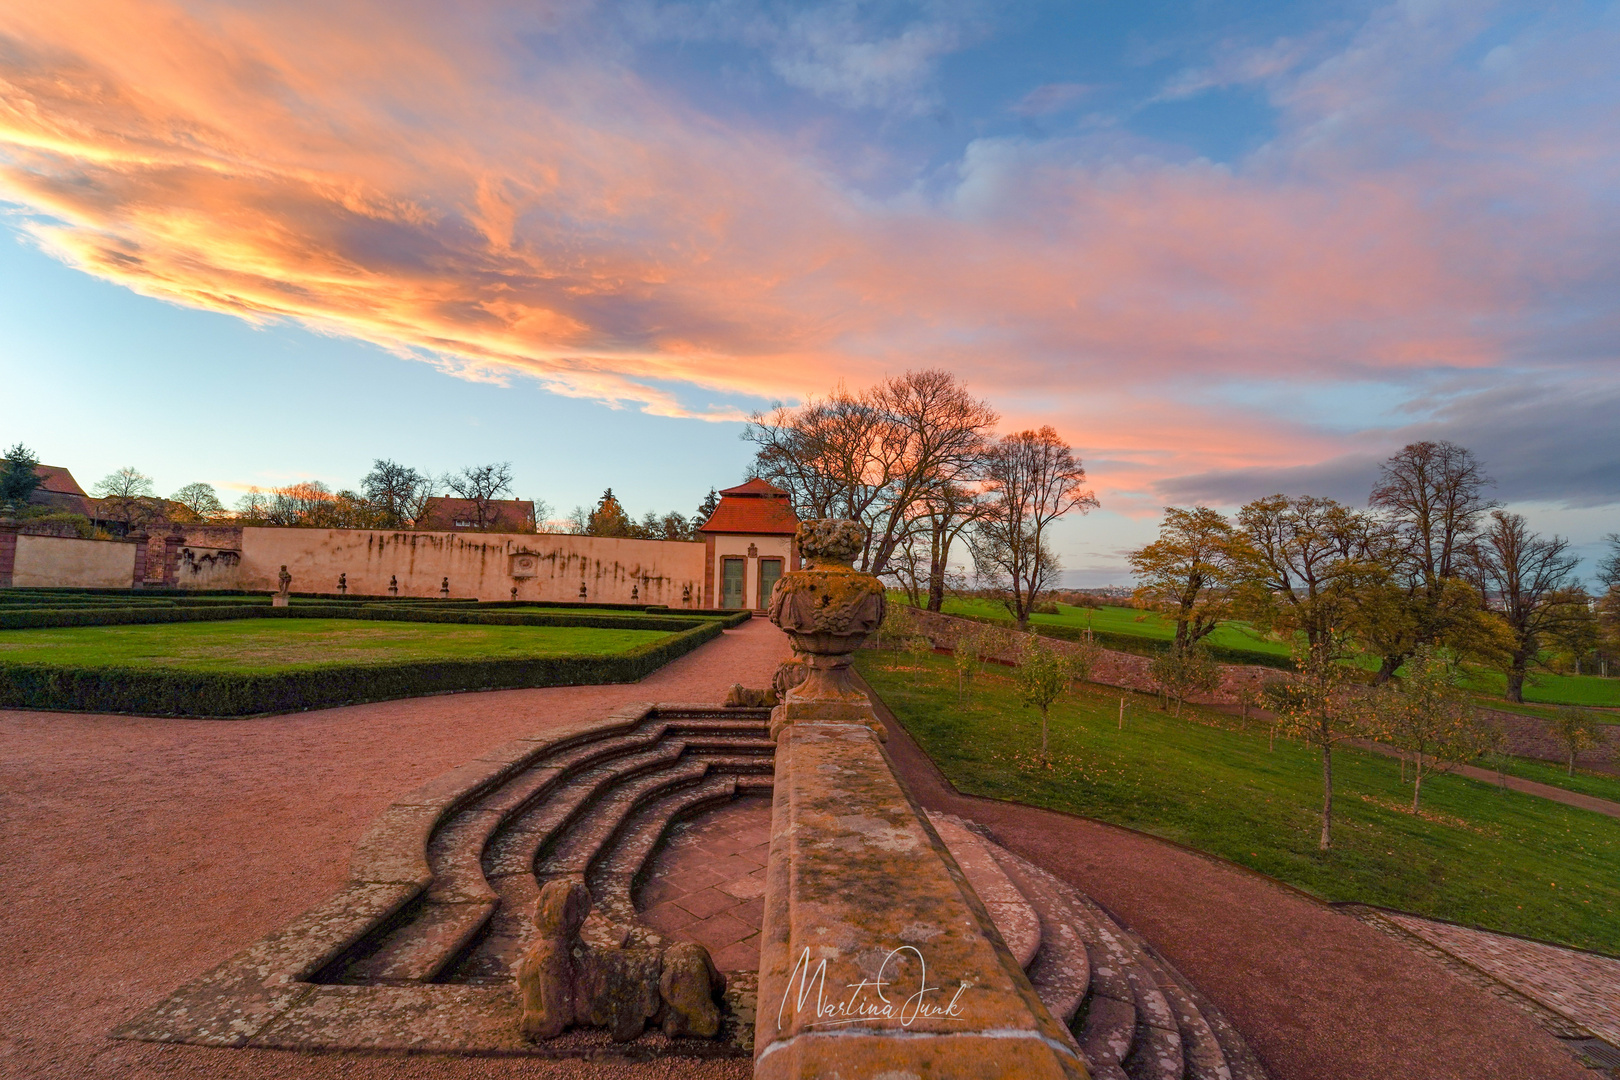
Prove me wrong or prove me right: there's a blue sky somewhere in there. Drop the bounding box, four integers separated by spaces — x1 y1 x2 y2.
2 0 1617 584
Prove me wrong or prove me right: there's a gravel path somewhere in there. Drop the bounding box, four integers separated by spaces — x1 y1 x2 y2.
862 680 1594 1080
0 619 788 1080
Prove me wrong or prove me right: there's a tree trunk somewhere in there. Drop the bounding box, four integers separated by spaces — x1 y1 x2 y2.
1411 756 1425 814
1319 744 1334 851
1040 707 1049 760
1569 746 1577 776
1506 657 1528 703
1118 697 1125 730
1374 655 1401 685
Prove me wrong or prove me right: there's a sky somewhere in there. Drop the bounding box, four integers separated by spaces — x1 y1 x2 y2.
1 0 1618 585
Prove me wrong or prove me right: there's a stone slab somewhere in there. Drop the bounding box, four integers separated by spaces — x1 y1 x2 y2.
754 717 1085 1079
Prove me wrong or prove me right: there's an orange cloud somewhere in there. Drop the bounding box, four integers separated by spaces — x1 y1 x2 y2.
0 0 1611 498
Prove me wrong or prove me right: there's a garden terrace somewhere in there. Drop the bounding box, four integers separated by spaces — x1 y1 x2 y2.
0 600 750 716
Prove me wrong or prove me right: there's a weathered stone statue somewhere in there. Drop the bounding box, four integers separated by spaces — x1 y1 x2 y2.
516 879 726 1044
273 565 292 607
765 520 886 735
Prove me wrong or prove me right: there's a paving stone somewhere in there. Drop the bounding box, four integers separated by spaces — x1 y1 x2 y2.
1385 911 1620 1048
673 887 740 920
684 911 756 953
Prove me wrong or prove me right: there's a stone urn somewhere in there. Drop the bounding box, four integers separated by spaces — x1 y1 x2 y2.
767 520 886 724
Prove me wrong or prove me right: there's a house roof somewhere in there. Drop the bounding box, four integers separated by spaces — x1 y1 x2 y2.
416 496 534 531
700 478 800 536
33 464 87 496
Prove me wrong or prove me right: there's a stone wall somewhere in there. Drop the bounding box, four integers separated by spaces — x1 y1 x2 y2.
11 533 137 589
218 527 708 605
902 607 1280 705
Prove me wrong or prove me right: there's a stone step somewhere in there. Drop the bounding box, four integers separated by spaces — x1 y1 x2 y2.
927 814 1041 970
975 836 1265 1080
536 755 771 880
589 775 758 938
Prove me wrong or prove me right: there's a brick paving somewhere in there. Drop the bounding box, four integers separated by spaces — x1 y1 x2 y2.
635 797 771 973
1384 912 1620 1047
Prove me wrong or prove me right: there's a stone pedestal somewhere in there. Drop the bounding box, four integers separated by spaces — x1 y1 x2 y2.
272 594 289 607
755 521 1083 1079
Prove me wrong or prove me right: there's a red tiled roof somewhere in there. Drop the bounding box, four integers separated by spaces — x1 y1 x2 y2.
719 477 788 497
416 496 534 532
34 464 86 496
700 480 800 535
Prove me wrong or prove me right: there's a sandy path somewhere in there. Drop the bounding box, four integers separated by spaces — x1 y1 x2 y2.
0 619 789 1080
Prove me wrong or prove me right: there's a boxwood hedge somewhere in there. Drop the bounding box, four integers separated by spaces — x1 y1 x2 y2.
0 603 751 632
0 619 731 717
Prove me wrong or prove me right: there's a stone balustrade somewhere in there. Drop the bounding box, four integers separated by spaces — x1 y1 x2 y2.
755 521 1087 1079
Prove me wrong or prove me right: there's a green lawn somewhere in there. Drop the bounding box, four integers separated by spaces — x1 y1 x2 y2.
857 649 1620 956
1486 756 1620 805
0 619 672 672
902 595 1620 708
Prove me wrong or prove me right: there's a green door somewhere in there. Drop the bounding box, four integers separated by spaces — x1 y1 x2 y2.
758 558 783 610
722 557 746 609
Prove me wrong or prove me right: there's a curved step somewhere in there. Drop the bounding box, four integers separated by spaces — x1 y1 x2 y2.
965 834 1265 1080
928 814 1041 969
336 710 772 986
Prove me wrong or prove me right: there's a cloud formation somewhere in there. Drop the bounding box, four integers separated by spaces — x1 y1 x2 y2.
0 0 1617 506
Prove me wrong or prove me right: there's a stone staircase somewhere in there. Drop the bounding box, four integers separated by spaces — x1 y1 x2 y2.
117 700 1265 1076
930 814 1269 1080
328 706 776 989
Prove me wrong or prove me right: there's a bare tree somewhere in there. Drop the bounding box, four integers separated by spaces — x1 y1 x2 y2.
743 370 997 575
363 459 433 528
1468 510 1581 702
970 427 1097 629
444 462 515 531
1596 533 1620 591
1129 506 1261 657
171 482 225 522
93 467 163 529
1366 441 1498 679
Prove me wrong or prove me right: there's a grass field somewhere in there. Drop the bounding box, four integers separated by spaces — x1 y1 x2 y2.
856 648 1620 956
904 595 1620 709
0 619 672 672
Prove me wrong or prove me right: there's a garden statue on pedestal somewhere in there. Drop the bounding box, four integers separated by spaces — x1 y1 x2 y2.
273 565 292 607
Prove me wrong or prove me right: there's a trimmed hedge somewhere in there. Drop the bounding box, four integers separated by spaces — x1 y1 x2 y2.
0 621 727 717
0 602 750 632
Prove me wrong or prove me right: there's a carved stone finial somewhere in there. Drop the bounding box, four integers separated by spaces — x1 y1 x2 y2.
766 520 886 737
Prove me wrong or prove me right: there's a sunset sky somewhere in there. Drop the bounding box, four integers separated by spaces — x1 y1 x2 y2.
3 0 1618 584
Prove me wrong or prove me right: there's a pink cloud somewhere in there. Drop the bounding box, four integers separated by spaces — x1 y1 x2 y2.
0 0 1615 501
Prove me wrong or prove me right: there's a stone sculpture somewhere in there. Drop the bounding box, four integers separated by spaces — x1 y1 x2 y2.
273 565 292 607
766 519 885 718
516 879 726 1043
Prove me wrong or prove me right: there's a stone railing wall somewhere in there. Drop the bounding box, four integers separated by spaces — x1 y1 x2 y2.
756 707 1087 1079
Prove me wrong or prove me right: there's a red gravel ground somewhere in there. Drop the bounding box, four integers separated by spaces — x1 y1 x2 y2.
864 688 1594 1080
0 620 788 1080
0 617 1594 1080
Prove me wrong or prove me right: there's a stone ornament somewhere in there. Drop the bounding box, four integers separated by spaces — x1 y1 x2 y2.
766 519 885 725
517 879 726 1043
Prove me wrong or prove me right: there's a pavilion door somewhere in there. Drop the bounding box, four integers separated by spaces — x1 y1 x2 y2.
757 558 783 610
721 557 746 609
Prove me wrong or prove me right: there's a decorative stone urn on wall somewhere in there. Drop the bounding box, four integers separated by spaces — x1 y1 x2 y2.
765 519 886 736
